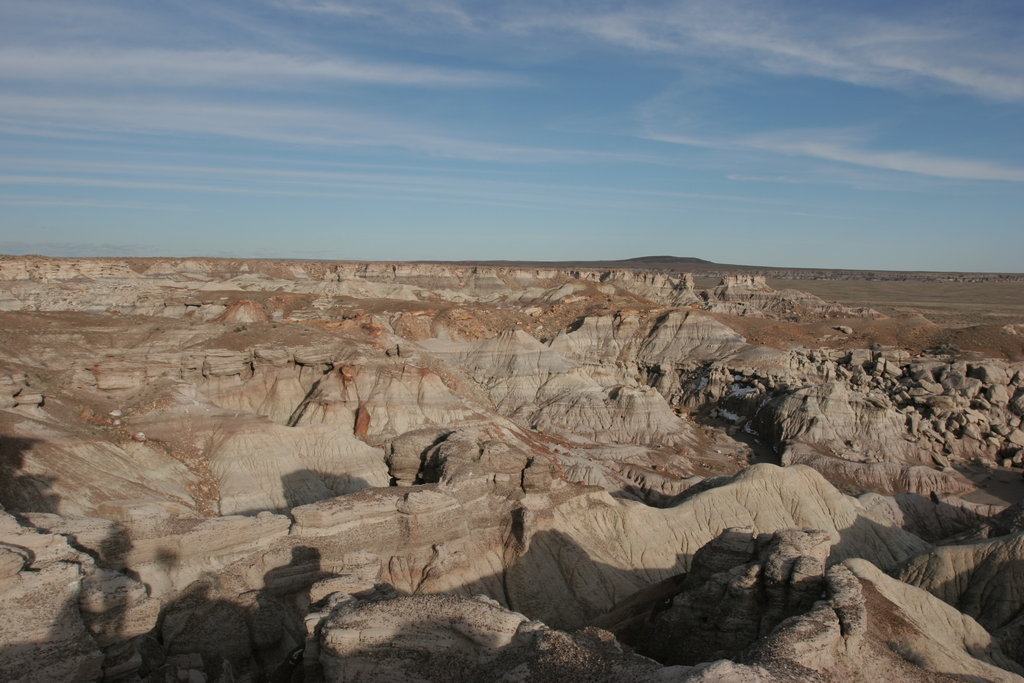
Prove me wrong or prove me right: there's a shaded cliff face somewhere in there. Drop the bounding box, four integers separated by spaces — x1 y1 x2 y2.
1 255 1023 681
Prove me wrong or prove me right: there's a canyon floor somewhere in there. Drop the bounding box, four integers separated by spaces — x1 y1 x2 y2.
1 255 1023 682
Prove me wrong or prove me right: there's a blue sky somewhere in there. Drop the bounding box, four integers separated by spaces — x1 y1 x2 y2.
0 0 1021 271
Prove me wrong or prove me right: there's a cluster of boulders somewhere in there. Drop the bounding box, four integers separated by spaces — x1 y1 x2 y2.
662 345 1024 489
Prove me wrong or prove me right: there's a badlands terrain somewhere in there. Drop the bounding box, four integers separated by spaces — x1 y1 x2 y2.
2 254 1024 682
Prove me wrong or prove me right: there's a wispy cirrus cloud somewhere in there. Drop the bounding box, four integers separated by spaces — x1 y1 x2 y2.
728 174 829 185
0 195 194 210
651 129 1024 183
749 138 1024 183
275 0 477 28
1 1 1021 272
0 155 845 217
566 2 1024 102
723 170 933 192
280 0 1024 102
0 93 649 165
0 46 524 88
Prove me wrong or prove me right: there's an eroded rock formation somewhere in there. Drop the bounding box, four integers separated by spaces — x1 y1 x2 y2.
1 255 1022 681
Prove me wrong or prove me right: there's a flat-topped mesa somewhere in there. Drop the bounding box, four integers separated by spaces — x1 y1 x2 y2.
707 272 874 318
0 255 142 282
715 273 772 293
0 255 880 320
328 262 702 306
586 269 699 306
0 256 694 315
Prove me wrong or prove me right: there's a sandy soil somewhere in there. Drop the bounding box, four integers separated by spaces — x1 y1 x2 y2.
765 278 1024 326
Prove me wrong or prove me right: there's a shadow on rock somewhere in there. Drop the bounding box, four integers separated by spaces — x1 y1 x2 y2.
151 544 329 681
281 470 371 510
0 436 60 513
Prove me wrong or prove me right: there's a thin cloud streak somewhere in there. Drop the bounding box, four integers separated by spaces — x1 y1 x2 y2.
1 0 1020 271
0 94 650 165
294 0 1024 102
591 5 1024 101
0 158 847 217
725 173 908 192
0 195 195 211
0 171 779 208
652 132 1024 183
0 152 839 204
0 46 525 88
274 0 478 30
0 174 609 212
754 140 1024 183
728 174 831 185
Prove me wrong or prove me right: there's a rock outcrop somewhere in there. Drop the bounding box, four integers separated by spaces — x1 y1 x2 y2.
654 343 1024 493
897 532 1024 663
313 592 663 682
292 529 1022 682
643 528 836 665
636 527 1021 681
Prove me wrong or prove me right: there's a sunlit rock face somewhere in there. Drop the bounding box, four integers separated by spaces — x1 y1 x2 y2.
1 255 1023 681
